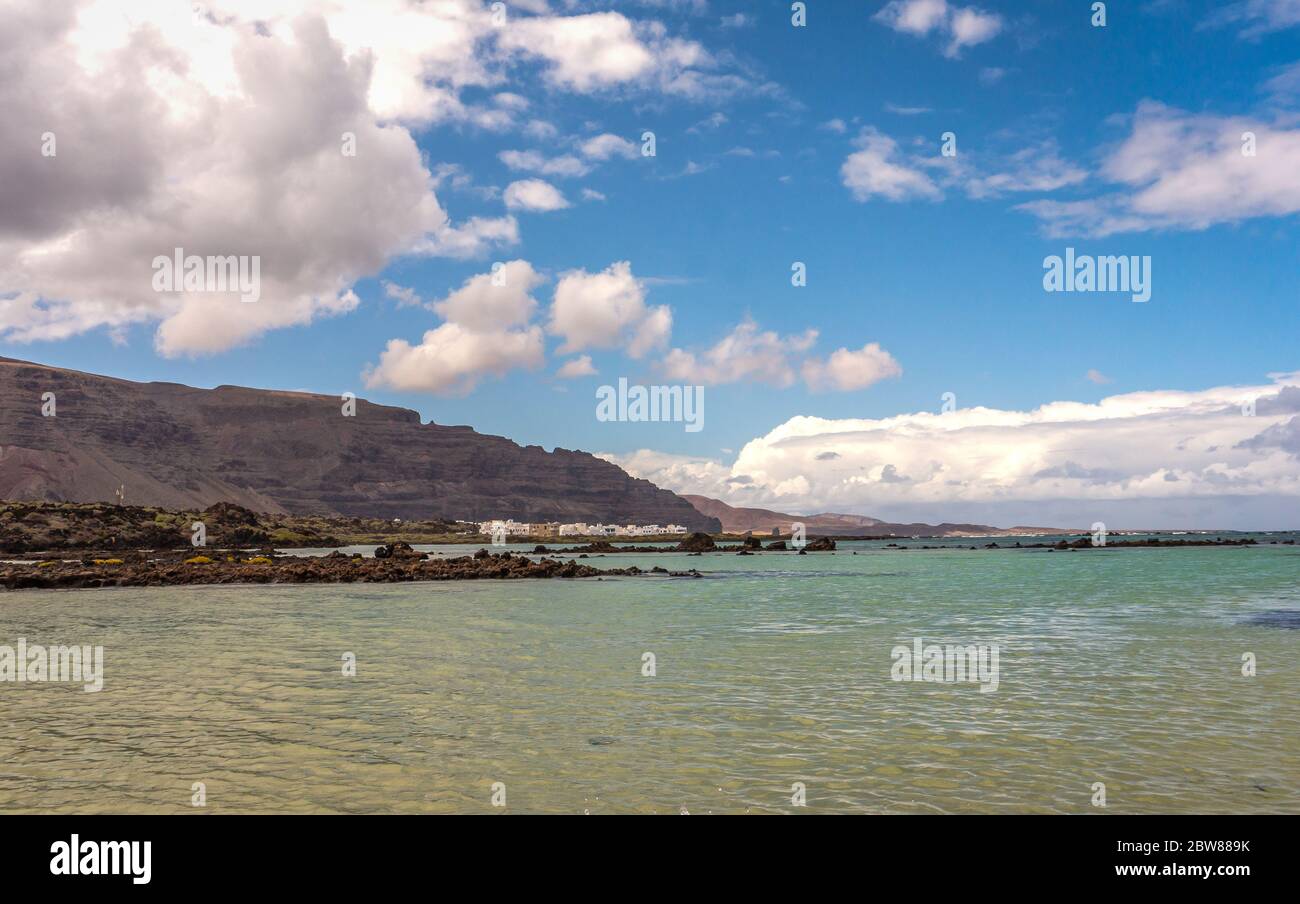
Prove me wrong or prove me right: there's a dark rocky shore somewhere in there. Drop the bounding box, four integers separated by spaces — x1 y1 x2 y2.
1 545 701 591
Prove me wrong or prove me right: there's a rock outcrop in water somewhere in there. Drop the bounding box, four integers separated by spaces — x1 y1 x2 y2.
0 357 719 531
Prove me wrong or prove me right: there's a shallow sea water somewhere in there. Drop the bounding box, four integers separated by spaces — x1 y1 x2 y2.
0 539 1296 813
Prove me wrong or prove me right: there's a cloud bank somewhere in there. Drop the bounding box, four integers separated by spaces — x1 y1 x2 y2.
603 374 1300 529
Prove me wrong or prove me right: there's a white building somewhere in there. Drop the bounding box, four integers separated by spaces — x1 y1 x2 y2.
556 522 687 537
478 519 532 536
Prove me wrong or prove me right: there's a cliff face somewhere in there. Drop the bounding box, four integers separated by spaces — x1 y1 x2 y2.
0 358 720 530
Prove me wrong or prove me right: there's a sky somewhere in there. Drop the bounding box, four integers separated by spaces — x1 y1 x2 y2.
2 0 1299 528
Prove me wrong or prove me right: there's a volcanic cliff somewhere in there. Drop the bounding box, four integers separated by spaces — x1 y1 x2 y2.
0 357 720 530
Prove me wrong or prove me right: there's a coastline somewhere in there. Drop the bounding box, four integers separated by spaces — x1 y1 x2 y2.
0 546 703 591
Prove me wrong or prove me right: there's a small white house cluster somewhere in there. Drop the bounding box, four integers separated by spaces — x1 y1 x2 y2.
476 520 687 537
558 522 688 537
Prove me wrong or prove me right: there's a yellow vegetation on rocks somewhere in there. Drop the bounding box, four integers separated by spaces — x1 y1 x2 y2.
93 558 124 565
184 555 213 564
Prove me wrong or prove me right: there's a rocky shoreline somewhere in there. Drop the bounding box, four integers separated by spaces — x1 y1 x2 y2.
0 545 702 591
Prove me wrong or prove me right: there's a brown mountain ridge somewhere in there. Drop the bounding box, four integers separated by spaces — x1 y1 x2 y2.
681 494 1065 537
0 357 720 531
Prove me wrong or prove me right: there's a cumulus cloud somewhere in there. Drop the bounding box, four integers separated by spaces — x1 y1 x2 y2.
548 261 672 357
427 260 543 329
557 354 598 378
802 343 903 391
875 0 950 35
0 1 525 356
946 7 1004 57
1018 101 1300 237
504 179 571 211
874 0 1004 57
662 319 819 386
579 132 640 160
364 322 545 395
661 319 901 392
0 0 746 354
363 261 545 394
841 128 942 202
604 373 1300 527
495 10 744 99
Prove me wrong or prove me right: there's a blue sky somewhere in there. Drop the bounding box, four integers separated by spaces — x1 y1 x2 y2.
3 0 1299 526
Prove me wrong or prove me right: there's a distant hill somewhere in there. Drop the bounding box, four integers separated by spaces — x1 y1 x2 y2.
0 357 720 531
682 494 1065 537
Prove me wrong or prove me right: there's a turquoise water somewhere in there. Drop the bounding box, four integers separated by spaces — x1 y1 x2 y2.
0 540 1297 813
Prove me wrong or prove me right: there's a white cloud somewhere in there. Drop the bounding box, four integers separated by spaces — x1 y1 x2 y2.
662 321 900 392
364 260 546 394
0 1 530 356
427 260 543 330
1206 0 1300 37
548 261 671 357
688 112 729 133
1018 101 1300 237
0 0 752 354
595 448 739 501
504 179 571 211
840 128 942 202
960 143 1087 198
557 354 598 378
498 149 591 178
382 281 422 307
840 128 1086 205
495 10 743 99
875 0 950 35
492 92 530 111
604 375 1300 527
415 215 520 258
524 119 560 140
581 188 608 201
802 343 903 391
884 103 932 115
1263 60 1300 97
364 322 545 395
946 7 1003 57
661 319 820 387
874 0 1003 57
1086 369 1113 385
580 133 639 160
